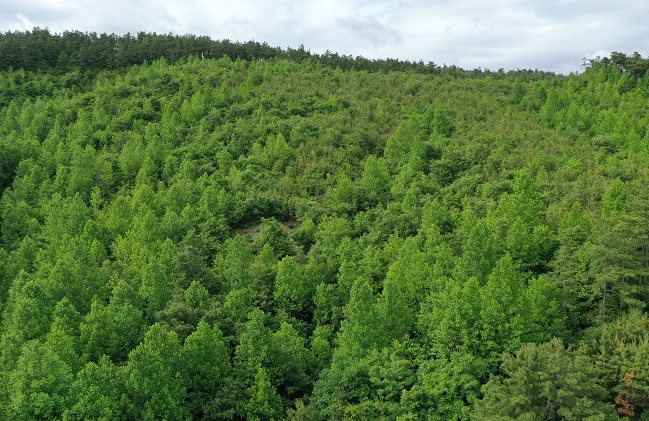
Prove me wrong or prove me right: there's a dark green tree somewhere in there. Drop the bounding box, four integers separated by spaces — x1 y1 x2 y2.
474 338 614 420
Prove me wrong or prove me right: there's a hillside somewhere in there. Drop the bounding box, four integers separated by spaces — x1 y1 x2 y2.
1 32 649 419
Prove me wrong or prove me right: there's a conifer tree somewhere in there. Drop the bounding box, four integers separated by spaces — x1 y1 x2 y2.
474 338 614 420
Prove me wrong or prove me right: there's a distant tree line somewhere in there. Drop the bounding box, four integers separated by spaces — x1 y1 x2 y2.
0 28 557 78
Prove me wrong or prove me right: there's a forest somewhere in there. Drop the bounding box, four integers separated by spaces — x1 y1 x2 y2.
1 29 649 420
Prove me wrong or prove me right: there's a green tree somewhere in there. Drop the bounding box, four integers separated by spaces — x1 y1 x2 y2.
138 239 176 317
221 235 253 291
310 324 333 374
44 319 81 375
234 309 271 394
327 172 358 215
418 276 482 357
474 338 614 420
6 340 73 420
0 271 54 364
402 351 486 420
262 133 293 171
384 117 424 169
292 216 316 252
269 321 312 403
351 341 416 420
254 217 291 259
248 243 280 311
479 254 528 362
274 256 311 318
553 202 592 318
123 324 188 420
453 210 499 284
429 102 456 138
219 287 255 340
64 357 129 420
309 278 379 420
581 309 649 417
313 215 353 261
337 277 382 356
246 367 283 421
359 155 390 207
182 320 231 418
80 281 144 363
601 178 627 219
376 239 428 342
309 354 372 421
589 214 644 323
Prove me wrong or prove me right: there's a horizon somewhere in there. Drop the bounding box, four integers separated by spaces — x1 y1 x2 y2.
3 0 648 75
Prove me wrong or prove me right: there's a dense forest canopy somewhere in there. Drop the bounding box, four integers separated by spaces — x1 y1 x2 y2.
1 30 649 420
0 28 564 75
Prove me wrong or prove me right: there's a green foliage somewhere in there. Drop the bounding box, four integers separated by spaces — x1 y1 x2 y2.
182 320 231 418
454 209 499 283
327 172 359 215
474 338 614 420
7 340 73 420
589 193 649 322
80 282 144 363
274 256 311 317
403 351 487 420
254 217 291 259
479 254 528 360
360 155 391 207
234 308 271 395
1 39 648 419
65 357 128 420
337 278 382 357
123 324 188 420
269 322 312 404
246 367 283 421
430 102 456 138
376 239 428 341
581 309 649 417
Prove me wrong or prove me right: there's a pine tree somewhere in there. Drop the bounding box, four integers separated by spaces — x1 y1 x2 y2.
474 338 614 420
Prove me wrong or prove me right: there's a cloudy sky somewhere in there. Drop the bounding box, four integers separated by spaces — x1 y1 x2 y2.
2 0 648 74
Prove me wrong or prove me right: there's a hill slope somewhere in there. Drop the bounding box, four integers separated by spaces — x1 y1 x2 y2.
1 43 649 419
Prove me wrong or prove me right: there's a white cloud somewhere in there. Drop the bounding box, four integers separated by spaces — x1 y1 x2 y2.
9 13 34 31
4 0 649 73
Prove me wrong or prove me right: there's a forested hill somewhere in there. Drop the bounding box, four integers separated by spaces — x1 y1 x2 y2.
0 28 561 75
0 34 648 419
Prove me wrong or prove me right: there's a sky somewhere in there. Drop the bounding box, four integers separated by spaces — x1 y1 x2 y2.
2 0 648 74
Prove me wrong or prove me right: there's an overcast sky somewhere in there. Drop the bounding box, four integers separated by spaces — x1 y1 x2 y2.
2 0 648 74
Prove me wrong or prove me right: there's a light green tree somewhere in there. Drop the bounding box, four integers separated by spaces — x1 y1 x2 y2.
182 320 231 418
246 367 283 421
123 324 188 420
274 256 310 318
7 340 73 420
64 357 129 420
